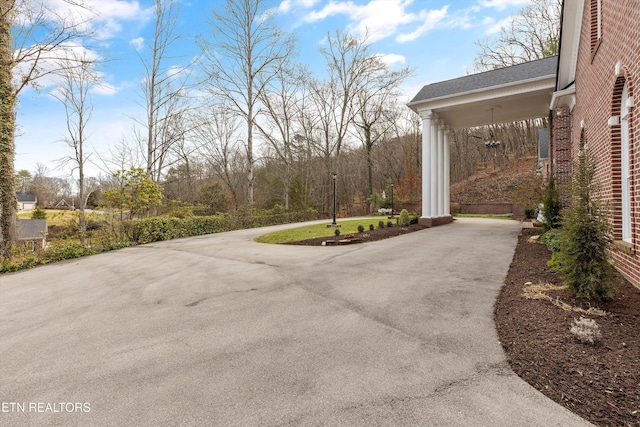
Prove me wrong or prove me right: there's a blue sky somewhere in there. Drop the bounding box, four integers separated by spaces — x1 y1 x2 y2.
15 0 533 178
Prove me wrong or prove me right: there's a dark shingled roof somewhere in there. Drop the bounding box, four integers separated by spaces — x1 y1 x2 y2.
17 191 37 203
17 220 48 241
410 56 558 104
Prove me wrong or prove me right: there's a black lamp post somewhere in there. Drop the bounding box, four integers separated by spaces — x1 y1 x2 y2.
332 172 337 226
390 182 395 218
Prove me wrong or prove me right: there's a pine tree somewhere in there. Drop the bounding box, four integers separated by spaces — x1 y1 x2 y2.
550 149 617 299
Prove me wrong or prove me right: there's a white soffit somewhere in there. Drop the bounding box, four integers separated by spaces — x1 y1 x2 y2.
411 75 555 129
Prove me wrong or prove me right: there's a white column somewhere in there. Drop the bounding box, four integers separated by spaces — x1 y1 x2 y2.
444 127 450 216
437 123 445 216
420 110 433 218
430 116 439 217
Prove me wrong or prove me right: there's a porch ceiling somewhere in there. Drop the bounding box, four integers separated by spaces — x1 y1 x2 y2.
408 56 557 129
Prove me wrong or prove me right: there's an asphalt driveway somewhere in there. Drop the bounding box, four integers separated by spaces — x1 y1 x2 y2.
0 218 592 426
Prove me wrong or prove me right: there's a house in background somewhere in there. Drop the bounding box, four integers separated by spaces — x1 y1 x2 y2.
55 199 74 210
16 192 37 211
17 220 48 250
550 0 639 286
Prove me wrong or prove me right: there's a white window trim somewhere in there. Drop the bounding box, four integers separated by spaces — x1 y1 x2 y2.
597 0 602 40
621 82 631 243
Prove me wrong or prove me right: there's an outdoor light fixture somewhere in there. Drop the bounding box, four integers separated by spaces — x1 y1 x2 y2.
390 182 395 219
332 172 337 226
485 106 501 147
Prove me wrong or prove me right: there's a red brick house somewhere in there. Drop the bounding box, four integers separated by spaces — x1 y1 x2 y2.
551 0 639 287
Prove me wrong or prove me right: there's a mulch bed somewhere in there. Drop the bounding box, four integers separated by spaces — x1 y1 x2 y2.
286 222 428 246
495 227 640 426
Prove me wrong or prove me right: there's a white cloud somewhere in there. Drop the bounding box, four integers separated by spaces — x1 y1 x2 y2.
484 16 513 34
91 82 119 96
13 42 102 90
396 6 448 43
477 0 529 11
304 0 448 43
279 0 319 13
27 0 153 40
130 37 145 50
376 53 406 67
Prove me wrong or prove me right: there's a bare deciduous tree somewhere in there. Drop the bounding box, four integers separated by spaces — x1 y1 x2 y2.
350 55 412 208
1 0 92 256
198 0 294 205
51 48 99 244
256 64 309 210
134 0 192 183
192 105 245 210
474 0 561 70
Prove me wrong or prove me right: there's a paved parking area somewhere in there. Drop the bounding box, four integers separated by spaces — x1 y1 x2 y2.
0 218 592 426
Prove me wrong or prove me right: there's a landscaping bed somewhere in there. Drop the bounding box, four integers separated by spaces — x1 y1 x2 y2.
495 227 640 426
285 222 428 246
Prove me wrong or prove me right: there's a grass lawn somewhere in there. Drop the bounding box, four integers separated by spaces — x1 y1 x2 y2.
17 209 102 227
255 218 386 244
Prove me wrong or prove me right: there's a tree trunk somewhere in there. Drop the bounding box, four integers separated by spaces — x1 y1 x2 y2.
247 112 254 205
0 7 17 257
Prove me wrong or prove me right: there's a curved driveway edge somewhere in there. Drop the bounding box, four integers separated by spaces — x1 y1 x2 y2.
0 218 592 426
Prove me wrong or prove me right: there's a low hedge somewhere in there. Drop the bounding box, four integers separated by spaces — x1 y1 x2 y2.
125 208 319 244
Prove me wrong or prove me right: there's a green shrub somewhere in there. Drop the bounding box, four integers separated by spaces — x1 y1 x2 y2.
125 215 234 243
31 208 47 219
378 221 384 229
41 242 94 263
386 220 393 228
541 173 562 231
334 228 341 237
167 200 194 219
550 149 617 300
409 214 419 225
357 225 365 233
450 202 461 215
398 209 410 226
369 224 374 231
1 254 39 273
541 229 563 253
99 240 134 252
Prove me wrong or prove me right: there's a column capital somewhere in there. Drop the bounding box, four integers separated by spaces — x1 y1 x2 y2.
419 109 435 120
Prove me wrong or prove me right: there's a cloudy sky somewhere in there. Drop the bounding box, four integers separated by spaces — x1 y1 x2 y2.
14 0 533 178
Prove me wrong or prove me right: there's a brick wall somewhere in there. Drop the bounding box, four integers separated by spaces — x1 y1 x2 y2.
568 1 640 287
459 203 524 216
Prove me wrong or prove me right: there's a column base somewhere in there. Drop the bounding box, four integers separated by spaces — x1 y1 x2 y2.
418 215 454 228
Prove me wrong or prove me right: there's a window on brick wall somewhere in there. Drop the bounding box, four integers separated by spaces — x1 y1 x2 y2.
621 81 631 242
590 0 602 59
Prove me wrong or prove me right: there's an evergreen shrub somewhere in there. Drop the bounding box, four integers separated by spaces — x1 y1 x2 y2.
398 209 410 226
549 149 617 300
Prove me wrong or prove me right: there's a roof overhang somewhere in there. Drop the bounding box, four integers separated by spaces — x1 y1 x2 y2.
556 0 584 91
550 83 576 111
408 74 556 129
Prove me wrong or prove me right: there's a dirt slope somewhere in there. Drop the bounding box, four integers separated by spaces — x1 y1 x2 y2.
450 157 539 204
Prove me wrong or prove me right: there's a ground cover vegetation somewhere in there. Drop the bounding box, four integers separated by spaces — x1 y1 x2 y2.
255 210 420 244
